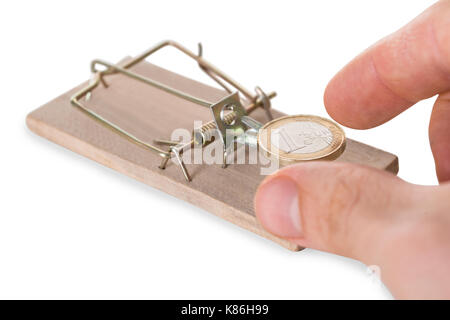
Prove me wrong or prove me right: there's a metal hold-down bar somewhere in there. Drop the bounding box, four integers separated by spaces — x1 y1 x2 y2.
70 40 276 182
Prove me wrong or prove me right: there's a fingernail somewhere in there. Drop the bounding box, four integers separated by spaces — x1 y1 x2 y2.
255 175 302 238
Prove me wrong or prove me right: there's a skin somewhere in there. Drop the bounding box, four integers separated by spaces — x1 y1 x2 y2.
254 0 450 299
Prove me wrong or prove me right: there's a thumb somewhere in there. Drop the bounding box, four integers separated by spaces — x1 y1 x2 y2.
254 162 425 262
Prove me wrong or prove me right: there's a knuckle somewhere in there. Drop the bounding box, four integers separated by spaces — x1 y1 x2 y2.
326 165 368 217
318 165 371 246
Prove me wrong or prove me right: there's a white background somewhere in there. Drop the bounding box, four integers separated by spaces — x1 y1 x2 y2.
0 0 438 299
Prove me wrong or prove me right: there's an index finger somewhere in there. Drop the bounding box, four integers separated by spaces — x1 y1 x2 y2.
324 0 450 129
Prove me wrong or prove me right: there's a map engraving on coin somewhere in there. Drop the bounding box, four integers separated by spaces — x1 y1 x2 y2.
258 115 346 164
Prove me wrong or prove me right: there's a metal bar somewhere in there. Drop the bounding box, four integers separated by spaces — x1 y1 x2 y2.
70 74 171 158
102 40 255 102
91 60 213 108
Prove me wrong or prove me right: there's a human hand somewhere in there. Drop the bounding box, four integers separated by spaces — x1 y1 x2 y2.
254 0 450 299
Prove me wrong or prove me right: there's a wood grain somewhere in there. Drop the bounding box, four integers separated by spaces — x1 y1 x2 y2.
26 59 398 251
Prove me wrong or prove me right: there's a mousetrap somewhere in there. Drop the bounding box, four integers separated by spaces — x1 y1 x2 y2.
27 40 398 251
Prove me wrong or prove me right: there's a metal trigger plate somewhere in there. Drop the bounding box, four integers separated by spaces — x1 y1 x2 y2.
210 92 247 149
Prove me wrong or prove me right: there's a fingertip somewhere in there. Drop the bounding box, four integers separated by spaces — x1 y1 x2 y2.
255 174 303 239
323 1 450 129
323 54 375 129
324 51 412 129
323 70 363 128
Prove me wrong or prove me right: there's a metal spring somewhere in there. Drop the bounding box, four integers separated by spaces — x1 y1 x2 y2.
193 90 276 146
193 111 237 146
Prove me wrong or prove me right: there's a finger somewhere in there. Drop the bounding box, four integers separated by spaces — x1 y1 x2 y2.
254 162 428 262
254 162 450 298
430 91 450 182
324 0 450 129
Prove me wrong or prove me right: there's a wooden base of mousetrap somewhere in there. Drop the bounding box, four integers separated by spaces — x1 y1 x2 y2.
26 58 398 251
